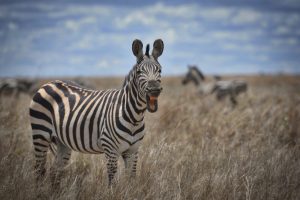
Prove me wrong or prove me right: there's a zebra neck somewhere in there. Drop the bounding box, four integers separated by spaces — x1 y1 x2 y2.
121 80 146 124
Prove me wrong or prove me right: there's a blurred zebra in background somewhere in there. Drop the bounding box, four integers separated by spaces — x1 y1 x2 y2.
211 80 247 106
182 65 205 86
182 65 215 94
29 39 164 185
0 78 92 97
182 65 247 106
0 78 39 96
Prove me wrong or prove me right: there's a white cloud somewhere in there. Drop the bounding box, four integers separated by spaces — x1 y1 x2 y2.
285 13 300 26
271 37 299 46
115 13 158 29
220 42 271 53
8 22 18 31
64 16 97 31
144 28 178 45
95 60 110 69
198 7 233 20
287 38 298 45
76 36 93 49
146 3 198 19
65 20 79 31
66 33 133 51
114 3 234 32
148 3 233 21
0 3 113 22
221 43 240 51
95 33 135 48
47 5 112 18
114 4 176 30
162 28 177 44
231 9 261 24
95 59 122 70
279 0 300 7
197 54 236 63
274 26 290 35
256 55 269 62
69 56 87 65
208 29 262 42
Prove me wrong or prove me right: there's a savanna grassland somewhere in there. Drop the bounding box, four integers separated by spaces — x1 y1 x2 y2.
0 75 300 200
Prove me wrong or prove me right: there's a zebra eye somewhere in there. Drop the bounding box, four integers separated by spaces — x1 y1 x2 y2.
136 70 142 75
158 69 161 73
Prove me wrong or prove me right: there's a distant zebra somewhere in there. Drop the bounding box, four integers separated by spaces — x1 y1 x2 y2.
182 65 213 94
72 77 95 89
0 78 38 96
182 66 247 105
29 39 164 185
182 65 205 86
211 80 247 106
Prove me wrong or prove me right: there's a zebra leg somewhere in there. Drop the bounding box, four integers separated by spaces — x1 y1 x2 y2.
33 140 50 181
230 96 237 106
105 153 119 185
32 131 51 181
50 139 72 189
230 90 238 106
122 152 138 178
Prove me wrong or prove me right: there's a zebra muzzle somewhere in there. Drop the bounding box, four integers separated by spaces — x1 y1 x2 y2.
146 94 158 113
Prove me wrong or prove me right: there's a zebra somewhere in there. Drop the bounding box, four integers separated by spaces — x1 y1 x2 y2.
29 39 164 185
0 78 38 96
182 65 205 86
182 65 213 95
182 66 247 105
211 80 247 106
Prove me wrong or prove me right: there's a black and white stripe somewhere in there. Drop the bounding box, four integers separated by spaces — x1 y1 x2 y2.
30 39 164 184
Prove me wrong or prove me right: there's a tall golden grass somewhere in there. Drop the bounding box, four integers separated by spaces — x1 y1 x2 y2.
0 75 299 200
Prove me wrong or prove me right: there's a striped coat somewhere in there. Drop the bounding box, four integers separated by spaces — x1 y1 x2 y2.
30 39 164 185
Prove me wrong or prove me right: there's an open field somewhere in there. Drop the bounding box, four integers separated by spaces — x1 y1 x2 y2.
0 75 300 200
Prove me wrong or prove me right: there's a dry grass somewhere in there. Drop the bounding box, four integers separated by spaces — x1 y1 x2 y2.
0 75 300 200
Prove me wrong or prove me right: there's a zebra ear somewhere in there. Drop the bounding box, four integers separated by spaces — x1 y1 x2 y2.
132 39 143 61
152 39 164 59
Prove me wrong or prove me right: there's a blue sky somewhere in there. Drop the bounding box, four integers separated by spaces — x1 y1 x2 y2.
0 0 300 77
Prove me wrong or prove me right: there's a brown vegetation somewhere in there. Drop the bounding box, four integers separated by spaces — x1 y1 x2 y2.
0 75 299 200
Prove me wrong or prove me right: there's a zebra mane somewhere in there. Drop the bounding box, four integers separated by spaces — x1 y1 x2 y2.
122 43 149 87
122 64 138 87
190 66 205 81
145 44 150 57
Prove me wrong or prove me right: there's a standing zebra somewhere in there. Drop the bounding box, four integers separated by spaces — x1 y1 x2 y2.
29 39 164 185
182 66 247 105
182 65 213 95
210 80 247 106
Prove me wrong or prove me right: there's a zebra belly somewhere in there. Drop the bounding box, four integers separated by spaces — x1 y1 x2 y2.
53 119 105 154
54 134 104 154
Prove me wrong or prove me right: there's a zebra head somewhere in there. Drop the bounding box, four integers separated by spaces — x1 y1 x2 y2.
182 65 205 86
132 39 164 113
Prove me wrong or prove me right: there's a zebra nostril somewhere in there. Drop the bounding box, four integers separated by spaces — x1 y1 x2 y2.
147 87 160 92
146 87 162 97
